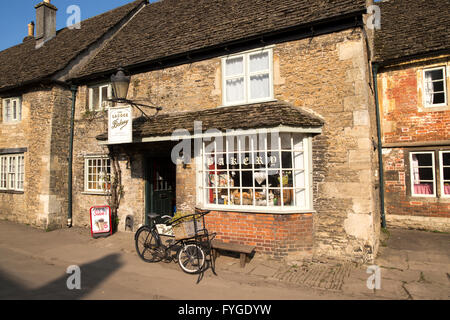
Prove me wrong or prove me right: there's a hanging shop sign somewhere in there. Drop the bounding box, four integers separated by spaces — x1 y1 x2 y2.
108 106 133 144
89 206 112 238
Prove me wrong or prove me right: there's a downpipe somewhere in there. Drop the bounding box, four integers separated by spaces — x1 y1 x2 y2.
68 85 78 228
372 63 387 229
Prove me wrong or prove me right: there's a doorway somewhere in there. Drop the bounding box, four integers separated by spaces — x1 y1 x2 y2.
145 157 176 225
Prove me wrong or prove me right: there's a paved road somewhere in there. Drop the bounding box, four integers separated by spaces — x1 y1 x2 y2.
0 221 337 300
0 220 448 300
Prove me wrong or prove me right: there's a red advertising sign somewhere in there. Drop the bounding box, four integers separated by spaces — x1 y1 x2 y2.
89 206 112 238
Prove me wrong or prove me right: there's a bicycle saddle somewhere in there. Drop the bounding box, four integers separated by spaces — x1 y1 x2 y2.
148 213 159 219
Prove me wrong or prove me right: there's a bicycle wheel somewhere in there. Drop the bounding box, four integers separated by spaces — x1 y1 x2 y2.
177 242 205 274
135 226 163 263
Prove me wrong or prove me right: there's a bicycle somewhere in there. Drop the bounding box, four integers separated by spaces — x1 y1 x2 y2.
134 209 216 275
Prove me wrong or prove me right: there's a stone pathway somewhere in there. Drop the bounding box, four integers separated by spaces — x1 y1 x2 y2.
272 261 356 291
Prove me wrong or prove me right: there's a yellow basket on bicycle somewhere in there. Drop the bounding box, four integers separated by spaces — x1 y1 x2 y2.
171 212 204 240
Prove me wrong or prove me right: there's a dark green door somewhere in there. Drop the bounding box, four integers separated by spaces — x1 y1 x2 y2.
146 158 175 224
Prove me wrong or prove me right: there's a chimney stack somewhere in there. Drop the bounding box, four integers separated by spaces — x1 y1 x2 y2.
23 22 35 42
35 0 58 46
28 22 35 38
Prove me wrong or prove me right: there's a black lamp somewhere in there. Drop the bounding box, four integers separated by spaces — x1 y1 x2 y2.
111 67 131 101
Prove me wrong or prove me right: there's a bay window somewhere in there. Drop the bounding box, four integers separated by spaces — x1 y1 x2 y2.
222 48 273 106
0 154 25 192
198 131 312 211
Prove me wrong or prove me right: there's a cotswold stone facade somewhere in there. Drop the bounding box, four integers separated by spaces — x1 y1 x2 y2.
0 85 71 229
70 27 380 262
1 0 384 263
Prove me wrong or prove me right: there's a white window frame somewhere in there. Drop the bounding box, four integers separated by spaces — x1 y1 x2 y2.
423 66 447 108
410 151 436 198
439 151 450 198
2 97 22 123
0 154 25 192
222 47 274 106
196 130 313 213
84 156 111 194
88 84 112 111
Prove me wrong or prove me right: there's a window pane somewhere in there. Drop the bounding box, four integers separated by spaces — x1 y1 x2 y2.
443 167 450 180
255 188 267 206
281 152 293 169
250 74 270 100
92 88 99 110
414 182 433 195
226 78 245 103
249 51 269 73
417 168 433 181
12 100 17 120
414 153 433 166
4 100 11 122
225 56 244 76
427 69 444 81
443 153 450 166
433 92 445 104
433 81 444 92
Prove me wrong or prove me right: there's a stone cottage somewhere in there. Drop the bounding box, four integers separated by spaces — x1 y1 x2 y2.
374 0 450 232
0 0 382 263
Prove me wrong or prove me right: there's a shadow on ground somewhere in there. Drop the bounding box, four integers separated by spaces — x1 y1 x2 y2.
0 254 123 300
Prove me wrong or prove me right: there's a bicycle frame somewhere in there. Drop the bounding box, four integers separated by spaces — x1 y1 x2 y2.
135 209 216 277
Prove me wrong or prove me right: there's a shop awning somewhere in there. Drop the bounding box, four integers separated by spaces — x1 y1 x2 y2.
97 100 324 143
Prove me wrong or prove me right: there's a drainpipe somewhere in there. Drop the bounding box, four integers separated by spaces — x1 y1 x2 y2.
68 85 78 228
372 63 387 229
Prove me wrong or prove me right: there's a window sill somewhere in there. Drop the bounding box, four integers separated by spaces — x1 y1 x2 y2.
0 190 24 194
198 205 315 215
1 121 22 125
218 98 278 109
419 105 449 112
81 191 111 196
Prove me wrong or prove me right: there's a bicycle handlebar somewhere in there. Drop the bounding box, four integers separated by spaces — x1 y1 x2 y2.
168 209 211 226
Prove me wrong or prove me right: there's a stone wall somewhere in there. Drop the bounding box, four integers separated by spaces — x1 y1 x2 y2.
71 85 147 232
70 27 379 262
0 85 71 229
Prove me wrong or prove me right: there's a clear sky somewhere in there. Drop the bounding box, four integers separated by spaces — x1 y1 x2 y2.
0 0 137 51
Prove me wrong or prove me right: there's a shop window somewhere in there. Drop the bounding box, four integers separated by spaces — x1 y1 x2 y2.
199 132 312 211
2 97 22 123
0 154 25 191
88 84 112 111
423 67 447 107
222 48 273 106
440 151 450 197
84 156 111 193
410 152 436 197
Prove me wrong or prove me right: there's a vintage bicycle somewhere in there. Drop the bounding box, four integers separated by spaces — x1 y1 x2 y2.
134 209 216 275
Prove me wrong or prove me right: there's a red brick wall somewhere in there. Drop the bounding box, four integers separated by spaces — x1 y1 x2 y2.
205 211 313 259
383 148 450 219
379 61 450 144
